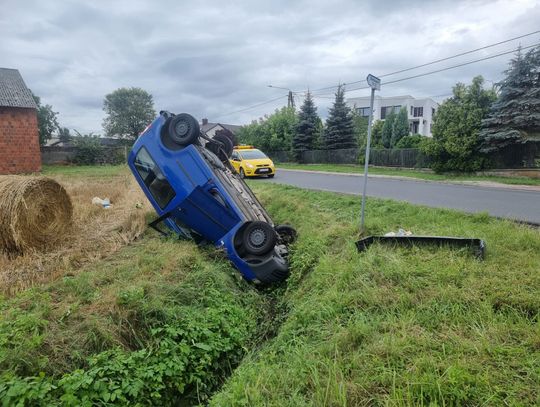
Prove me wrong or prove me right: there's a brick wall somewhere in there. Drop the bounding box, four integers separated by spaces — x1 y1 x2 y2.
0 107 41 174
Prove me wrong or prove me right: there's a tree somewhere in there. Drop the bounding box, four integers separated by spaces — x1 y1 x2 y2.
323 85 355 149
32 92 59 145
293 92 319 161
395 134 426 148
391 107 409 147
426 76 497 172
102 87 156 141
371 120 384 148
351 109 369 148
236 106 297 152
381 112 396 148
479 46 540 153
58 127 71 144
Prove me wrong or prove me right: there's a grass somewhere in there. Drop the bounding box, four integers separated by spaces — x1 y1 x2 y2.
0 234 268 404
277 162 540 186
41 164 127 178
1 165 539 405
211 181 540 406
1 164 148 294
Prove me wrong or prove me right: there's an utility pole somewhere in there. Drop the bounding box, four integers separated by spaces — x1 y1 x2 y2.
360 74 381 234
287 90 295 109
268 85 296 109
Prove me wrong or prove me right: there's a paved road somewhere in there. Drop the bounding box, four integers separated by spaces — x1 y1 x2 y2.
266 169 540 224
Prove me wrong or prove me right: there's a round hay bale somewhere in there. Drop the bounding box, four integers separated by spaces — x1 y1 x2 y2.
0 176 73 254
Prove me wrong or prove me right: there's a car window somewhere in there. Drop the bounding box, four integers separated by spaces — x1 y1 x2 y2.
134 147 176 209
239 150 267 159
231 151 239 160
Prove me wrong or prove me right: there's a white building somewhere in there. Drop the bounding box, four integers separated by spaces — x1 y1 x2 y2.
347 95 439 137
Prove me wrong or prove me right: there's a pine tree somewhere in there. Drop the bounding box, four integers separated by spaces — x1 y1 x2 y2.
381 112 396 148
323 85 355 150
293 92 319 161
479 46 540 153
391 107 409 147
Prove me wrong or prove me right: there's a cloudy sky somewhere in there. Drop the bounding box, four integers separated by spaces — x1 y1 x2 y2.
1 0 539 134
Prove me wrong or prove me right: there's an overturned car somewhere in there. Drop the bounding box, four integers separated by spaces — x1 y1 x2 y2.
128 111 296 284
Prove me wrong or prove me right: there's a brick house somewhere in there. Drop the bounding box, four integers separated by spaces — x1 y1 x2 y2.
0 68 41 174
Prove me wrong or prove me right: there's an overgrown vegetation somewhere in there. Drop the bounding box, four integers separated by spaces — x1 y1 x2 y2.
212 182 540 406
0 238 267 405
1 166 539 405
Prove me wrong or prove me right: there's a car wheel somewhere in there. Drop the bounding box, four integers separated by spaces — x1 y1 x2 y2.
242 221 277 256
239 168 245 179
268 174 275 178
166 113 200 146
212 133 233 158
275 224 297 245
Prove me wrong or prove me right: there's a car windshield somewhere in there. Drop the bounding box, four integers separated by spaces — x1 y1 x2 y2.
240 150 267 159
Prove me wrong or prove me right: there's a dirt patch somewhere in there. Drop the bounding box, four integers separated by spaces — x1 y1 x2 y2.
0 173 151 295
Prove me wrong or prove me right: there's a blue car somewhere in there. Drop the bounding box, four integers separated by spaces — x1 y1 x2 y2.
128 111 296 284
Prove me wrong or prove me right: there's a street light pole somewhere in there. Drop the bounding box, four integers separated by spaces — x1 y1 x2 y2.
360 74 381 234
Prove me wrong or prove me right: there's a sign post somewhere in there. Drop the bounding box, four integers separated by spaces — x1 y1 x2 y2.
360 74 381 234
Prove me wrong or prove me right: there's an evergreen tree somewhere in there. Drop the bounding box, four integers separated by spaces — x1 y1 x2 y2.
391 107 409 147
479 46 540 153
293 92 319 161
381 112 396 148
323 85 355 149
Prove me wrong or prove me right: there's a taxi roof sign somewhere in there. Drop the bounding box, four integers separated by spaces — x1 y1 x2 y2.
234 145 255 150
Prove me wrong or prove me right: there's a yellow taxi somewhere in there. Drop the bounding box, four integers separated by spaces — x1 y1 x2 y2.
230 145 276 178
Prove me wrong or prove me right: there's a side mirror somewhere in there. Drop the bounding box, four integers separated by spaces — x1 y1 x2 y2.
233 157 241 162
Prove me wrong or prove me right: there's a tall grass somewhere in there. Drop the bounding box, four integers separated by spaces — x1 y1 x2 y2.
212 182 540 406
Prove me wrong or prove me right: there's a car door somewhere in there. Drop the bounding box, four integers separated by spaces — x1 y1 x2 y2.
230 151 242 173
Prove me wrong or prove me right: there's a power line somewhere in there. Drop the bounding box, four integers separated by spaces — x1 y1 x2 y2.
213 94 288 120
308 29 540 94
341 42 540 94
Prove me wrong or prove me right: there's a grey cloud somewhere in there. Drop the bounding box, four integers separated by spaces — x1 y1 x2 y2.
1 0 539 133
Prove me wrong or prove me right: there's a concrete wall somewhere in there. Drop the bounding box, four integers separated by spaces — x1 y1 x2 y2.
0 107 41 174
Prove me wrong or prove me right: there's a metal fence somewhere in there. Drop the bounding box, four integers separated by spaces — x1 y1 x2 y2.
268 141 539 169
267 148 428 168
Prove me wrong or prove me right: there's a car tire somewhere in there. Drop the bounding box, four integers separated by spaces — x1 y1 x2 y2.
268 174 275 178
275 224 297 245
239 168 245 179
166 113 200 146
212 133 233 158
242 221 277 256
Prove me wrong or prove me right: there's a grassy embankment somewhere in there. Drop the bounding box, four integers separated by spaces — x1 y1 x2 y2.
1 165 539 405
212 182 540 406
277 162 540 186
